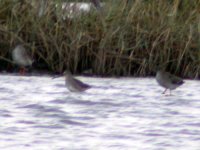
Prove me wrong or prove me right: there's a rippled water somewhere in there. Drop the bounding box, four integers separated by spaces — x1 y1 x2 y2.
0 74 200 150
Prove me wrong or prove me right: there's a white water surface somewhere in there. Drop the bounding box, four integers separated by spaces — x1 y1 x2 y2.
0 74 199 150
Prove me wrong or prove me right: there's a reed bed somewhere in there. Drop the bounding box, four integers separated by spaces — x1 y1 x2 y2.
0 0 199 78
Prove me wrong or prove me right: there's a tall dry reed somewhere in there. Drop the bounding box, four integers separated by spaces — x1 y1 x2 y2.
0 0 199 78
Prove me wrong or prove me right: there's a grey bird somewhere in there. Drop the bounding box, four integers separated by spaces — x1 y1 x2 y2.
156 70 184 95
64 70 91 92
12 44 33 74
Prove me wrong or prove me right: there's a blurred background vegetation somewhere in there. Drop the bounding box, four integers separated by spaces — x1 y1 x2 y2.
0 0 199 78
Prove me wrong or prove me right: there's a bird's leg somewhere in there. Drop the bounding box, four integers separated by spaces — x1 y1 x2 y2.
19 67 26 75
169 90 172 96
162 89 167 94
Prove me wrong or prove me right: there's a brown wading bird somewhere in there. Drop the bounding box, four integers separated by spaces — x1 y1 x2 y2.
63 70 91 92
12 44 33 75
156 69 184 95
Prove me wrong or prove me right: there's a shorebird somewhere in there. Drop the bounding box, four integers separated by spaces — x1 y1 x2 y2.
156 70 184 95
64 70 91 92
12 44 33 75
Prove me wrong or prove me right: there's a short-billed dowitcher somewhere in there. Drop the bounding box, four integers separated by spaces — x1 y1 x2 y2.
12 44 33 74
156 70 184 95
64 70 91 92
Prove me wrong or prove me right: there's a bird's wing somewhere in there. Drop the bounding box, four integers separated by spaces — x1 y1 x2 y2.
73 78 91 89
169 73 184 85
22 48 32 60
